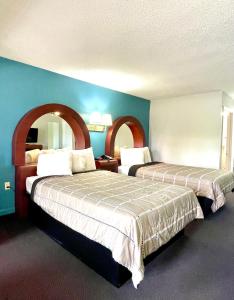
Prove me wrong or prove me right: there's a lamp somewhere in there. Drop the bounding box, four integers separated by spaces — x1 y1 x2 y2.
89 112 102 124
87 112 112 132
51 111 61 116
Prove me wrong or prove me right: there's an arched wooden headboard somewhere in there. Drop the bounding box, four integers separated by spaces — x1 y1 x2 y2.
12 103 90 217
105 116 146 157
13 103 90 166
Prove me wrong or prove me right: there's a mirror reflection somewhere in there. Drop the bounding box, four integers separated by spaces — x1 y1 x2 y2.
26 113 75 150
114 124 134 157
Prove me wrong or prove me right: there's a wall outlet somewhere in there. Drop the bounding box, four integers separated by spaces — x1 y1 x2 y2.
4 182 11 190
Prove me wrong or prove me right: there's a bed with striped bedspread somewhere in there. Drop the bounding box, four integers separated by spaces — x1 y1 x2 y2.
28 170 203 288
134 163 234 212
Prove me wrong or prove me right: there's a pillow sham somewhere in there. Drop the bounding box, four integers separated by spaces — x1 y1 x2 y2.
143 147 152 163
71 147 96 172
25 152 31 164
40 149 56 154
25 149 41 164
120 147 145 166
37 151 72 176
71 150 87 172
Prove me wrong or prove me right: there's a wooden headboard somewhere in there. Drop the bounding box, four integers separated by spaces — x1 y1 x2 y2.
25 144 43 151
12 103 90 218
105 116 146 158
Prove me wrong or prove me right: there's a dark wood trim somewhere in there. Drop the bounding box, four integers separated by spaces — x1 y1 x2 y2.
15 164 37 218
105 116 146 157
12 103 90 166
25 144 43 151
95 159 118 173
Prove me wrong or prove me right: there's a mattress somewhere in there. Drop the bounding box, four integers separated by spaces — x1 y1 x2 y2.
28 170 203 287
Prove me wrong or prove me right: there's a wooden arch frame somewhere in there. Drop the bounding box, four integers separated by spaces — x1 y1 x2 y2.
12 103 90 166
105 116 146 157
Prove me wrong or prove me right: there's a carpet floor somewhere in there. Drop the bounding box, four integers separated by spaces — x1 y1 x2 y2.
0 194 234 300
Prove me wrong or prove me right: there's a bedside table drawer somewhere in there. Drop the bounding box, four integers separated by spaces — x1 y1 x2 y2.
95 159 118 173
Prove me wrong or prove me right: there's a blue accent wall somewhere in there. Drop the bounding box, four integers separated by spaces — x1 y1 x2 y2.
0 57 150 216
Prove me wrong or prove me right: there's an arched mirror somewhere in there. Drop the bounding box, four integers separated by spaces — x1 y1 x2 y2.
105 116 146 158
13 103 90 166
114 124 134 157
26 113 75 151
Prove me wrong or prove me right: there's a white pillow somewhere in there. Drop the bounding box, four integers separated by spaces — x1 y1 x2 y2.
71 147 96 172
143 147 152 163
25 152 32 164
25 149 41 164
119 147 152 165
71 150 87 173
120 148 145 166
37 151 72 176
40 149 56 154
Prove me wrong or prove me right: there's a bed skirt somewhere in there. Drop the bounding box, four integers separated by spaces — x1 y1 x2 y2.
197 197 213 216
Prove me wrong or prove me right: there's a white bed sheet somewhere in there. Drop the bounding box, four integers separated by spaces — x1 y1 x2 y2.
26 176 40 193
118 165 130 175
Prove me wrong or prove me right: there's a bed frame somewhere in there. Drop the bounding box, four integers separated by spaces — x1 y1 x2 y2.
12 104 185 287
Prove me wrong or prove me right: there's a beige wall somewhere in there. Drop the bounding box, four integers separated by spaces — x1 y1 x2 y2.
114 124 134 156
150 91 223 168
115 124 134 148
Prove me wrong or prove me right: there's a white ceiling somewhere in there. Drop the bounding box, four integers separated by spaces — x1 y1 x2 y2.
1 0 234 100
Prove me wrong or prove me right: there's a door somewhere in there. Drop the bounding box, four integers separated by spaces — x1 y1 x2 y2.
221 110 233 171
48 121 59 149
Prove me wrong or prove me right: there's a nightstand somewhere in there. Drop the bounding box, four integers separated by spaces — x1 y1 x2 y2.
95 159 118 173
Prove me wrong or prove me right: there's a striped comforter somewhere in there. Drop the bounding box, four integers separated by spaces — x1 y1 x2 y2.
135 163 234 212
29 170 203 287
